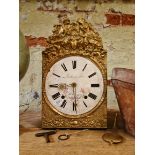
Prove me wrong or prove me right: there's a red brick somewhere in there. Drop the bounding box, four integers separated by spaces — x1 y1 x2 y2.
25 36 48 47
122 14 135 26
105 13 121 25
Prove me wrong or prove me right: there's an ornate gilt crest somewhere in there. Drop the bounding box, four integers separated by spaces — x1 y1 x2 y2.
42 18 107 128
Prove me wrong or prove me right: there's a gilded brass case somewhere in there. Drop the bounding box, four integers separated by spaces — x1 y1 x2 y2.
42 18 107 128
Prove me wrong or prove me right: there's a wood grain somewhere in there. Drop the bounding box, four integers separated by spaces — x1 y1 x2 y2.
20 128 134 155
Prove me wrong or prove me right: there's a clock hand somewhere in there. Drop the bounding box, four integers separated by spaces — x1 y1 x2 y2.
74 86 77 113
58 83 66 90
58 83 72 90
72 83 77 113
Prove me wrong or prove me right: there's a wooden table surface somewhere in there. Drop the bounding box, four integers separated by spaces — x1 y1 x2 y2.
19 111 134 155
20 128 134 155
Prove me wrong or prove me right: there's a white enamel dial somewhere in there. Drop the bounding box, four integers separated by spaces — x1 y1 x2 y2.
45 56 104 116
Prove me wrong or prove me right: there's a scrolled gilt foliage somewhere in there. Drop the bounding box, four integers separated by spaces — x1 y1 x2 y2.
43 18 106 59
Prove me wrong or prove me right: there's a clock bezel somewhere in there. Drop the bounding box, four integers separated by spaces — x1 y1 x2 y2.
43 54 107 119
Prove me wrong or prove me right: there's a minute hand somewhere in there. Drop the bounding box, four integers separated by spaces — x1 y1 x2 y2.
73 85 77 113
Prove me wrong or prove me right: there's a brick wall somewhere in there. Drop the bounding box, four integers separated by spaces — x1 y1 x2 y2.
19 0 135 112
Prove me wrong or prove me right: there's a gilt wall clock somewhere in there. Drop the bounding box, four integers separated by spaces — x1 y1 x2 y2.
42 18 107 128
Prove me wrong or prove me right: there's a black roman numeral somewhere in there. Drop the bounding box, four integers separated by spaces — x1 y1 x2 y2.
88 93 97 100
73 102 77 111
72 61 76 69
61 100 67 108
82 64 87 71
49 84 58 88
83 101 87 107
88 72 96 78
91 84 100 87
61 63 67 71
52 92 60 100
52 73 60 77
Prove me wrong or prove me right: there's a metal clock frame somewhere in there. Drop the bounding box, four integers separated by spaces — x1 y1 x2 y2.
42 18 107 128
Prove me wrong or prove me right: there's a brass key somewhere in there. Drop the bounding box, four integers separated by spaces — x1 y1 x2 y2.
35 130 57 143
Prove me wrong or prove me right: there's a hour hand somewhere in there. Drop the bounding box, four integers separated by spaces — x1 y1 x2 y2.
49 83 66 90
58 83 73 90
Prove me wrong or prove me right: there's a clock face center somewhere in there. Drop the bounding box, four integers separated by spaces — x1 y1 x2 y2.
71 82 77 88
45 56 104 117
